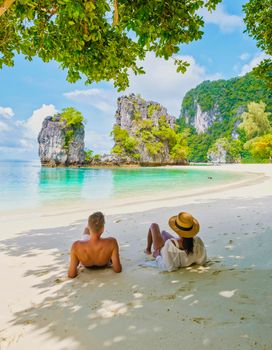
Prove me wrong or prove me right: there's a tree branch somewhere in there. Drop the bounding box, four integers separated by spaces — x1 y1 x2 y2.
40 6 58 15
113 0 118 26
0 0 15 16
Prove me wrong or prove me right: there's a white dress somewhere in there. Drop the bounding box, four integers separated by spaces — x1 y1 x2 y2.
156 237 207 272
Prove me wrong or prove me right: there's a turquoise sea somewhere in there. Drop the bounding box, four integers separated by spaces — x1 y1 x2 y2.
0 161 248 211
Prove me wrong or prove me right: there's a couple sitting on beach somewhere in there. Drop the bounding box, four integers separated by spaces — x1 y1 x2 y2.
68 211 207 278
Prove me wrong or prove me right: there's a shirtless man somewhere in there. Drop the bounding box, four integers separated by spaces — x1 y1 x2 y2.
68 212 122 278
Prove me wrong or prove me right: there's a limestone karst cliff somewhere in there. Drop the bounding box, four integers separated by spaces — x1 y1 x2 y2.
111 94 188 165
183 103 219 134
178 72 272 162
38 115 85 166
180 72 272 135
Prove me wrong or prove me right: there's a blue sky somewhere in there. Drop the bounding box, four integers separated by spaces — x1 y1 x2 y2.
0 0 266 160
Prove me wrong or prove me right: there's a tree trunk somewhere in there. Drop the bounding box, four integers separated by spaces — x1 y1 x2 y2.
0 0 15 16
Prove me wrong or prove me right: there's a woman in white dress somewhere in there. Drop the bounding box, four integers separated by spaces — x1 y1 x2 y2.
144 211 207 272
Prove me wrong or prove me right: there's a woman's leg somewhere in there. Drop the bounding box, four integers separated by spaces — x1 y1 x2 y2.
145 229 153 255
145 223 165 257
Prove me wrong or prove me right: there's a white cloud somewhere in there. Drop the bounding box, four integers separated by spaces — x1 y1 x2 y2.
63 53 221 118
0 121 10 132
85 130 114 154
239 52 270 76
125 53 222 116
0 104 58 160
25 104 58 138
0 110 24 149
20 138 32 148
64 88 117 154
199 4 243 33
64 88 118 113
43 54 222 155
0 106 14 119
240 52 250 61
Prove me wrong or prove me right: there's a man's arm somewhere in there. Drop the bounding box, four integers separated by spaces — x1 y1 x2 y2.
68 243 80 278
111 239 122 273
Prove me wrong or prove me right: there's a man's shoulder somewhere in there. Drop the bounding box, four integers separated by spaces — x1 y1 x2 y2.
102 237 118 245
71 240 87 251
100 237 119 249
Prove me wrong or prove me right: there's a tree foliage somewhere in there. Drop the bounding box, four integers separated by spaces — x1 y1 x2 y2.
84 149 100 162
84 149 93 161
239 102 271 140
0 0 221 90
207 137 242 163
245 133 272 161
170 131 190 160
112 113 189 161
181 72 272 122
243 0 272 88
56 107 84 148
111 125 139 157
178 73 272 162
60 107 85 127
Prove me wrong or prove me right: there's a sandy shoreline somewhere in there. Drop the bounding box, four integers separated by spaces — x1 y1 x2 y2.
0 164 271 349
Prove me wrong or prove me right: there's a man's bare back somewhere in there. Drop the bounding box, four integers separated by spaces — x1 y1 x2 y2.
68 212 122 278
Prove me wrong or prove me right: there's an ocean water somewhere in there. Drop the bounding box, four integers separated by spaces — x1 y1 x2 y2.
0 161 248 211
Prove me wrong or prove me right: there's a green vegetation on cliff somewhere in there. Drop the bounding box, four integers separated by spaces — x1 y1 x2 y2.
111 96 188 163
181 72 272 123
111 125 140 159
239 102 271 162
179 72 272 163
135 116 189 160
245 134 272 161
239 102 271 140
60 107 85 127
56 107 85 149
112 116 189 162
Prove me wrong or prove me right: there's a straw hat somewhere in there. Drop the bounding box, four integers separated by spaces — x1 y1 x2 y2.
168 212 199 238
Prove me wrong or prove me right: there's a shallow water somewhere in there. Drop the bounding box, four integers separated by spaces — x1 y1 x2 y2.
0 161 248 211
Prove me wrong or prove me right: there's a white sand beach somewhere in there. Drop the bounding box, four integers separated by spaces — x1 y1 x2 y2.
0 164 271 350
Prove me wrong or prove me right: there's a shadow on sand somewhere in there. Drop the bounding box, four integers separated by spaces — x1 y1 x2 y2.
0 197 272 349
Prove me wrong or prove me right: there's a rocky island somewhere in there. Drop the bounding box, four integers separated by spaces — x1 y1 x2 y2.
38 108 85 166
38 95 188 167
94 94 188 166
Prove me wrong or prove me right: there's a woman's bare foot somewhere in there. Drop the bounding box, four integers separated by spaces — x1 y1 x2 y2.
144 248 152 255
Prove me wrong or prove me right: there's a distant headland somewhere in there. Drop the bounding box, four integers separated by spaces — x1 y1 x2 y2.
38 72 272 167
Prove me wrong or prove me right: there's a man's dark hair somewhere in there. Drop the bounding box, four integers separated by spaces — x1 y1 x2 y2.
183 237 194 254
88 212 105 233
